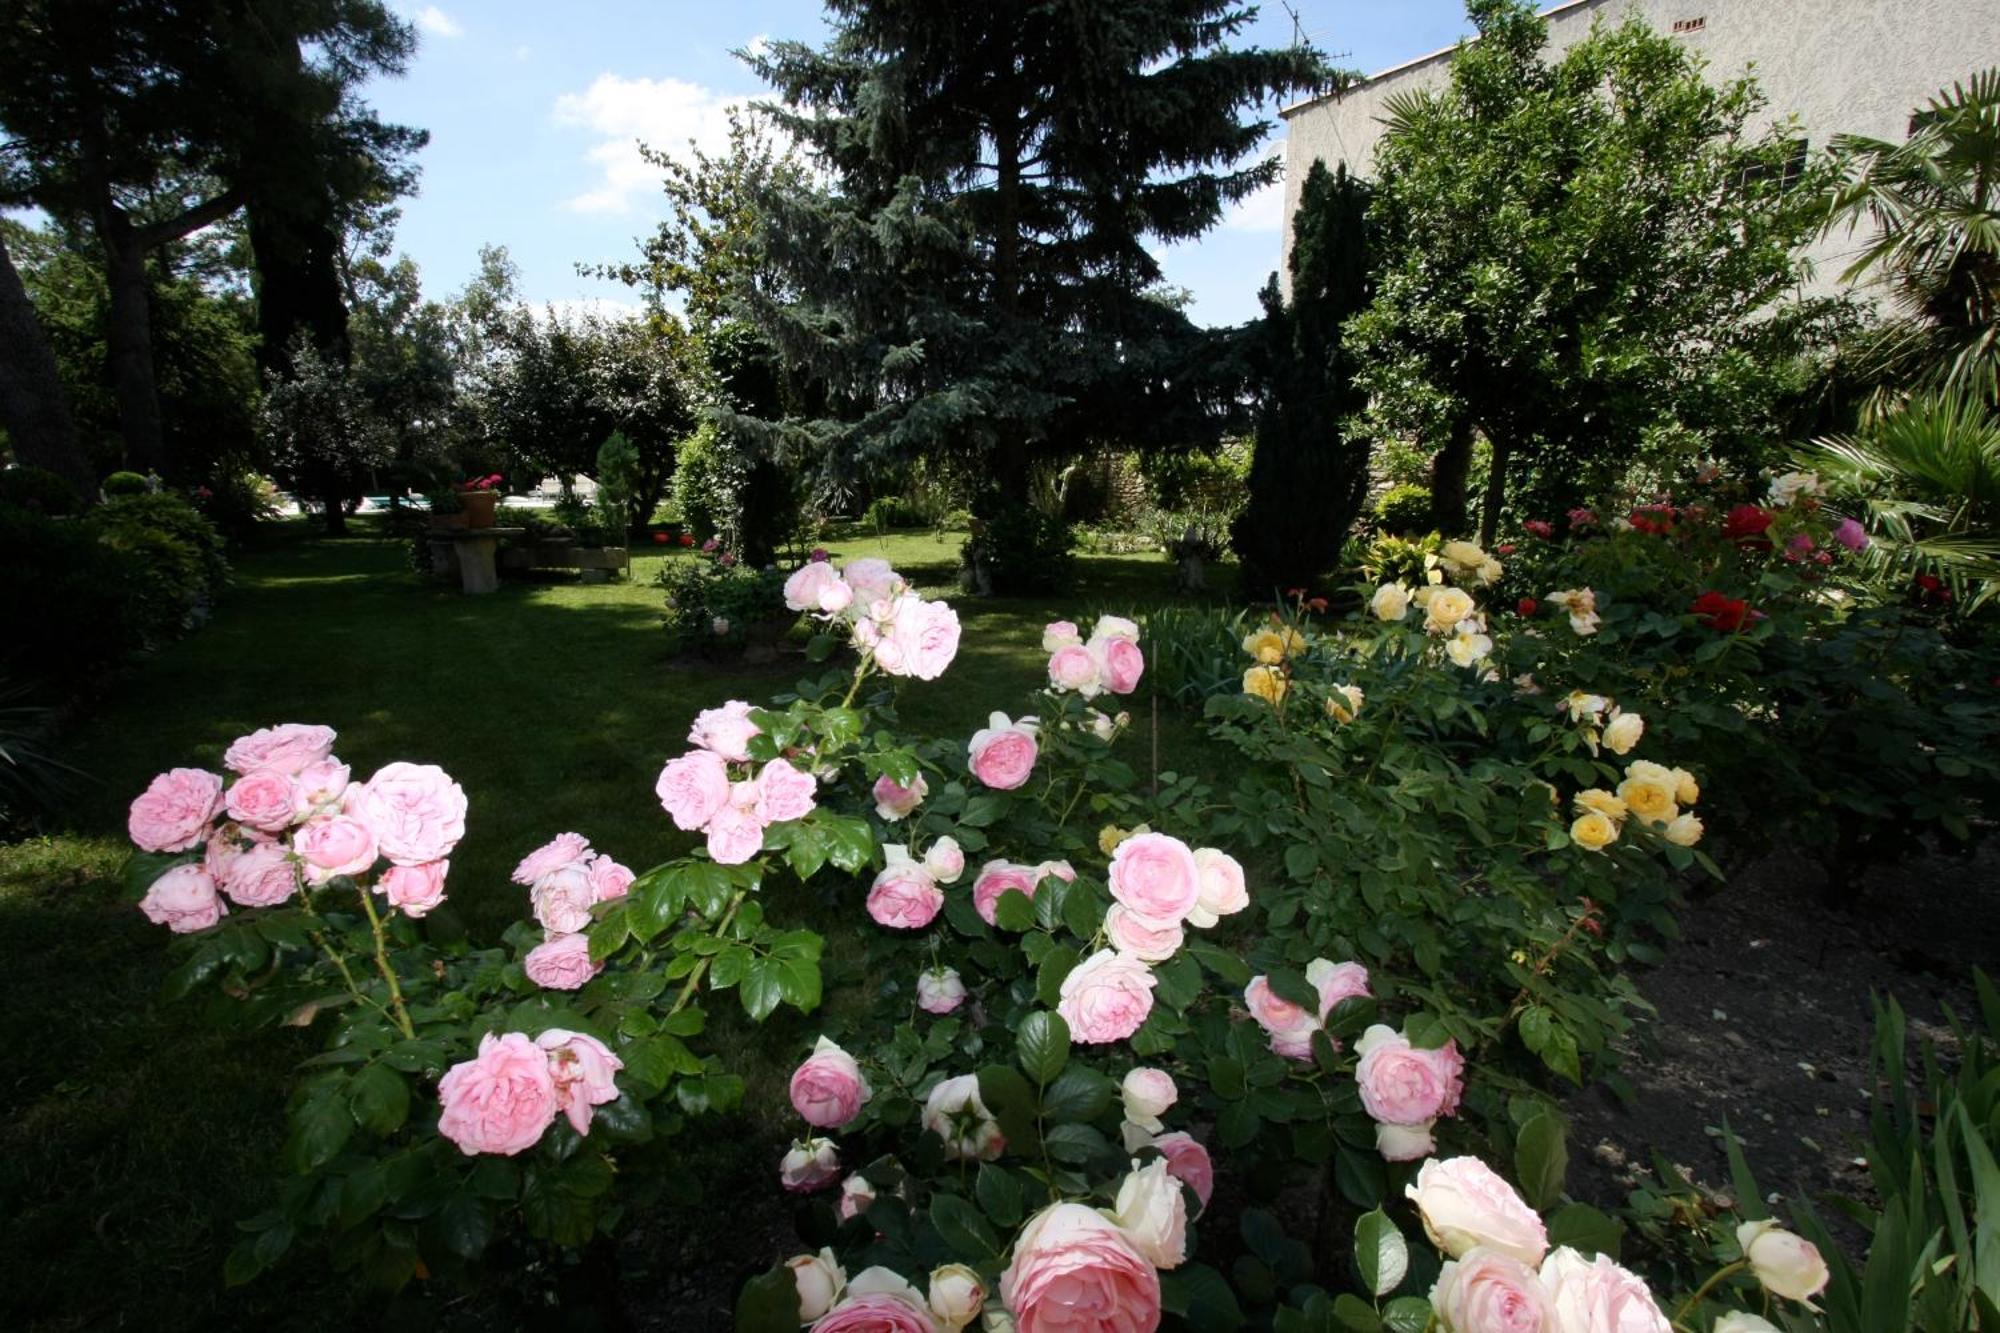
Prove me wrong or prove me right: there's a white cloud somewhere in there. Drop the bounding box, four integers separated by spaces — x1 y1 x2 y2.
744 33 771 60
1222 146 1287 233
553 73 753 215
514 44 532 62
414 6 462 38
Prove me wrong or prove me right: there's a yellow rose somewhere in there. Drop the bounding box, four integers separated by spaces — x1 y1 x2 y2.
1242 628 1287 664
1671 767 1701 805
1446 630 1493 667
1441 539 1487 571
1326 684 1365 723
1625 759 1674 786
1279 626 1307 656
1617 776 1678 825
1370 583 1412 621
1601 712 1644 756
1243 665 1288 704
1426 587 1475 633
1570 811 1619 851
1099 825 1130 856
1663 813 1704 846
1574 788 1628 822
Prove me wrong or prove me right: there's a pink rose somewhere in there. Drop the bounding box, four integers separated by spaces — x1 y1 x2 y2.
837 1175 877 1222
656 749 730 831
842 557 900 605
1406 1156 1550 1267
705 803 767 865
967 712 1038 790
349 762 467 866
1538 1248 1670 1333
139 863 226 932
1832 517 1869 552
867 851 943 929
1310 958 1372 1021
872 772 928 820
1104 903 1184 962
1108 831 1202 924
1433 1248 1556 1333
1245 975 1319 1061
972 860 1041 926
756 759 817 824
223 723 336 776
513 831 592 886
922 836 965 884
436 1032 559 1156
378 859 449 917
689 699 760 762
1355 1025 1464 1125
874 594 960 681
916 967 966 1014
536 1029 623 1135
292 815 378 885
1056 949 1157 1044
780 1136 842 1192
586 854 633 902
1042 620 1081 651
784 560 844 612
1120 1067 1178 1131
225 769 297 833
999 1203 1161 1333
1039 858 1076 883
523 931 601 990
217 840 299 908
290 758 350 820
922 1074 1005 1160
789 1036 872 1128
1152 1131 1214 1211
530 862 597 933
128 768 224 853
1187 847 1249 927
809 1294 936 1333
1094 635 1145 695
1048 643 1102 695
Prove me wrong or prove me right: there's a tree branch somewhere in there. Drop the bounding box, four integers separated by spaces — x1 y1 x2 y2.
134 185 248 251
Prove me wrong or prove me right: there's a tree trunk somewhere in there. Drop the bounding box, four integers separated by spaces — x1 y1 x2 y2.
0 230 93 497
1428 415 1475 537
100 220 168 476
1477 431 1513 548
319 487 347 535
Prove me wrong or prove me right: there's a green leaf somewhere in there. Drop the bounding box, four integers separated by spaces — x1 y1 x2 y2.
1381 1296 1432 1333
285 1091 352 1173
735 1264 803 1333
1208 1056 1247 1101
1519 1006 1554 1056
1355 1208 1409 1298
1160 1263 1246 1331
1547 1202 1622 1258
818 813 876 873
959 795 1006 827
1515 1112 1569 1210
976 1066 1039 1153
1266 968 1318 1011
1035 945 1079 1008
586 901 630 963
1017 1010 1070 1085
1332 1292 1382 1332
740 957 785 1022
1188 942 1251 987
435 1192 492 1260
1041 1064 1114 1124
992 890 1037 932
347 1063 410 1136
976 1163 1024 1229
930 1192 1001 1260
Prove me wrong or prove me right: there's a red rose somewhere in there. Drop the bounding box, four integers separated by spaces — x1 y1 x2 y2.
1720 504 1773 545
652 532 669 544
679 533 695 547
1913 573 1954 604
1517 598 1539 617
1524 520 1555 540
1691 590 1750 632
1630 505 1676 535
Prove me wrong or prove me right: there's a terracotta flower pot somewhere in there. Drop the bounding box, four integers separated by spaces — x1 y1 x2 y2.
459 490 500 529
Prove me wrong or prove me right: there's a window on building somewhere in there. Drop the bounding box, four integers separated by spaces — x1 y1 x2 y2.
1739 138 1809 193
1671 16 1707 34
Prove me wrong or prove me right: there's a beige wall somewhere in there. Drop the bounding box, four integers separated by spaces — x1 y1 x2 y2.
1278 0 2000 294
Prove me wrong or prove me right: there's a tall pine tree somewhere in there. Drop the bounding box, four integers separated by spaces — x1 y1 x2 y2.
734 1 1331 588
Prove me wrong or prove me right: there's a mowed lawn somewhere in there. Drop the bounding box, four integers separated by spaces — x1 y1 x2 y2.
0 518 1239 1331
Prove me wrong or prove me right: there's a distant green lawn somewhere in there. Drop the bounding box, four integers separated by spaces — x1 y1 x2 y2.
0 518 1241 1330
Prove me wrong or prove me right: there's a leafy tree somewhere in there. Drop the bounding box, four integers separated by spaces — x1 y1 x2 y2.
339 222 457 493
1233 161 1373 596
0 225 89 494
733 0 1331 588
1346 0 1831 541
258 336 389 532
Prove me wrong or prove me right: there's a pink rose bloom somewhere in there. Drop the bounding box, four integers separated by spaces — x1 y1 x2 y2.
1108 831 1202 925
780 1136 842 1192
784 560 844 612
1039 858 1076 882
872 772 928 820
1355 1025 1464 1125
789 1036 872 1129
1057 949 1157 1044
139 863 226 932
923 1074 1005 1160
810 1294 936 1333
1104 903 1184 962
523 932 601 990
999 1203 1161 1333
1539 1248 1670 1333
436 1032 559 1156
1406 1156 1550 1266
967 712 1038 790
223 723 336 776
656 749 731 831
1048 643 1102 695
837 1174 877 1222
705 800 768 865
128 767 224 853
867 851 943 929
292 815 378 885
1094 635 1145 695
972 860 1041 926
379 859 449 917
290 758 350 820
225 769 296 833
586 854 633 902
842 557 900 605
217 840 299 908
756 759 818 824
536 1029 623 1135
1042 620 1081 651
513 831 592 886
350 762 467 866
1433 1248 1555 1333
689 699 760 762
1833 517 1869 552
1310 959 1372 1020
1152 1131 1215 1211
875 594 961 681
1187 847 1249 927
1245 975 1320 1061
916 967 966 1014
531 862 597 933
922 836 965 884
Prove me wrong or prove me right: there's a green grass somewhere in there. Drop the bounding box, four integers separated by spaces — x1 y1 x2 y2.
0 518 1243 1331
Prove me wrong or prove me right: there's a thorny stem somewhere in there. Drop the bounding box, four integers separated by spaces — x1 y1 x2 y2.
1670 1259 1749 1330
355 886 417 1040
667 889 750 1018
297 891 400 1028
1496 903 1603 1036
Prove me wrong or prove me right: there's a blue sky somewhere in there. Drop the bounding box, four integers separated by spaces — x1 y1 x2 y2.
368 1 1478 329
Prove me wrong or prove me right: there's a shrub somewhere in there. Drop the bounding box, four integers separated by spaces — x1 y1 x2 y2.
960 501 1075 594
656 543 788 654
101 469 152 498
1374 482 1434 534
863 494 923 530
193 470 282 537
85 493 229 644
0 503 142 685
593 431 641 540
0 465 84 517
670 422 738 543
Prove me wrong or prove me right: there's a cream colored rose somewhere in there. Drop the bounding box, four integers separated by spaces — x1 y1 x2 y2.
1663 813 1704 846
1120 1067 1178 1133
1671 767 1701 805
1371 582 1412 621
1243 665 1288 704
1405 1156 1549 1267
1441 539 1487 570
787 1248 846 1322
1476 556 1503 585
1427 587 1476 633
1574 789 1628 822
1625 759 1675 786
1738 1220 1829 1304
1447 630 1493 667
1714 1314 1781 1333
928 1263 986 1331
1107 1158 1188 1269
1617 776 1677 825
1601 712 1644 756
1327 683 1365 724
1242 628 1287 664
1570 811 1619 851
